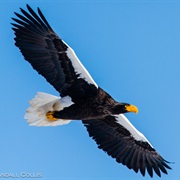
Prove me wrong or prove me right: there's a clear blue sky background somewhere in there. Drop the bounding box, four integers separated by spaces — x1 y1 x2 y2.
0 0 179 179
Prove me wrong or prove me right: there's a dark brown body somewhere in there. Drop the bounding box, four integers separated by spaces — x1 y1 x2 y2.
54 88 125 120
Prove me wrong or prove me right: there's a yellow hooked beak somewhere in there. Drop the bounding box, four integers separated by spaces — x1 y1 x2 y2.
125 104 138 114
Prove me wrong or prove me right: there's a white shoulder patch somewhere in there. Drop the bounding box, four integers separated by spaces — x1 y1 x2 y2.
114 114 153 147
63 40 98 88
25 92 74 126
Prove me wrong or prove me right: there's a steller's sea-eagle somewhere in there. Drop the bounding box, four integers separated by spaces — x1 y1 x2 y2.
11 4 171 177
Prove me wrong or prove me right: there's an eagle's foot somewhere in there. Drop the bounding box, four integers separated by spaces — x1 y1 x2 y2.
46 111 59 121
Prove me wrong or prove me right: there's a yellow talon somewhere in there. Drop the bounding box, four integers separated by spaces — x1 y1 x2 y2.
46 111 59 121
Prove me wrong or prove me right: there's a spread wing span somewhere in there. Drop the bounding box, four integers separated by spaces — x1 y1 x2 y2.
12 5 172 177
12 4 98 100
82 114 171 177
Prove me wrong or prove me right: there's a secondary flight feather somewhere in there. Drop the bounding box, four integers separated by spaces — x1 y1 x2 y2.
12 4 171 177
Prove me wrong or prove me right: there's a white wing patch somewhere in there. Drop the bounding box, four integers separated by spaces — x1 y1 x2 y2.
114 114 153 147
25 92 74 126
63 40 98 88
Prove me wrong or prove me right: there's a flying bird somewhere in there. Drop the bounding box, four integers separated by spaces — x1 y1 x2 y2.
12 4 171 177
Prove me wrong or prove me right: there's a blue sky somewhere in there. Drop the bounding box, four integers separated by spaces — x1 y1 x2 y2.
0 0 179 179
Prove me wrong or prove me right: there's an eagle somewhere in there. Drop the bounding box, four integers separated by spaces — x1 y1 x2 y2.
12 4 171 177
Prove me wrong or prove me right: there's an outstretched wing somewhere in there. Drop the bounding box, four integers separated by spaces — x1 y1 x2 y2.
12 4 98 101
82 114 171 177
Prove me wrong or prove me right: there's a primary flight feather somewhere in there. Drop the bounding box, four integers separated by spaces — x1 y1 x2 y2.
12 4 171 177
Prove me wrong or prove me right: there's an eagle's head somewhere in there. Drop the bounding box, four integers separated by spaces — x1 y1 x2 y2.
112 103 138 115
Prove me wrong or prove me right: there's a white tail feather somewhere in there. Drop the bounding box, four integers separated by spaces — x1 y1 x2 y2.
25 92 73 126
